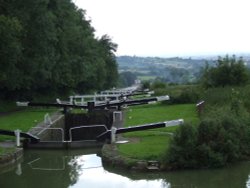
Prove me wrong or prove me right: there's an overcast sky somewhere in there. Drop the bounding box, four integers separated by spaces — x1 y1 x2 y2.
74 0 250 57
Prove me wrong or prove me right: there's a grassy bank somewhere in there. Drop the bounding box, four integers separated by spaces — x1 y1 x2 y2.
0 147 15 155
117 103 199 160
0 108 56 141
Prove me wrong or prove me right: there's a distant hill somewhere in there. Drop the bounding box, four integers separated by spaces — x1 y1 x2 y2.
116 56 209 84
116 55 250 84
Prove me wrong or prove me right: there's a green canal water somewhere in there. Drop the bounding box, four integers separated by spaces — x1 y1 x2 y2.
1 149 250 188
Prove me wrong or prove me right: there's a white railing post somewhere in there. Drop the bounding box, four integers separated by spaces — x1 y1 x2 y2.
14 129 21 147
111 127 117 143
44 113 52 125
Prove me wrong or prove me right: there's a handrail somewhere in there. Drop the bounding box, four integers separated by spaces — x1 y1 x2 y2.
30 127 64 142
69 125 107 142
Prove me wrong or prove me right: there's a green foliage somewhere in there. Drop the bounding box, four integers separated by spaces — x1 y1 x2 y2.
201 55 249 88
141 80 150 90
169 86 201 104
0 15 22 91
164 106 250 169
156 85 201 105
151 80 167 89
201 86 250 112
0 0 118 100
118 71 137 87
165 123 198 168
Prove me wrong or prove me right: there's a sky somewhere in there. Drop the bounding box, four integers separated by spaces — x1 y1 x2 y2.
74 0 250 57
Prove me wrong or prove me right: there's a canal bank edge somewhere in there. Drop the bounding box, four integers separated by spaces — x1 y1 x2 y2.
101 143 166 171
0 147 23 168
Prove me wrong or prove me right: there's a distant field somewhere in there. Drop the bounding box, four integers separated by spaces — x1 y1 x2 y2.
118 103 199 160
137 75 157 81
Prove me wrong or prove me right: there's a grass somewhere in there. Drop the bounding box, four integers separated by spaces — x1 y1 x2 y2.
117 103 199 160
0 108 56 141
118 135 171 160
0 147 15 155
125 103 198 126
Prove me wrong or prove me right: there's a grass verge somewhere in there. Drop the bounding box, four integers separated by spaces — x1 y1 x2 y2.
0 108 56 141
117 103 199 160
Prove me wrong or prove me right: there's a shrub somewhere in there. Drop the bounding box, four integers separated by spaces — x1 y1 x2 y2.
163 123 198 169
171 87 200 104
151 80 167 89
162 85 201 105
163 106 250 169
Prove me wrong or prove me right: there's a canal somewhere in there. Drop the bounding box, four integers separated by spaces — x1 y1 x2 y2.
1 148 250 188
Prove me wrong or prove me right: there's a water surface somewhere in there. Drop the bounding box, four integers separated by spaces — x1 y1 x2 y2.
0 149 250 188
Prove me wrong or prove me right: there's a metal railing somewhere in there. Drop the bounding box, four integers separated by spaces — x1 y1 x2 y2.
69 125 108 142
30 127 64 142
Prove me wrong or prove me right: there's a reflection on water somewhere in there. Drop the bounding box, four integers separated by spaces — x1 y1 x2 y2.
0 149 250 188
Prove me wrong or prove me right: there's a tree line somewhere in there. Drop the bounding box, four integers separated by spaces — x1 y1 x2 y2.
0 0 118 100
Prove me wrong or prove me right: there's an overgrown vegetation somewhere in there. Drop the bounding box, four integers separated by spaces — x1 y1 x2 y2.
164 102 250 169
161 55 250 169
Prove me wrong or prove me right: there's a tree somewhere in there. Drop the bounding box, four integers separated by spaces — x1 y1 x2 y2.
0 16 22 93
201 55 249 88
98 35 118 89
0 0 119 99
119 71 137 87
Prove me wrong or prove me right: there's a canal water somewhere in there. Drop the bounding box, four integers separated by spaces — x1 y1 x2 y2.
1 149 250 188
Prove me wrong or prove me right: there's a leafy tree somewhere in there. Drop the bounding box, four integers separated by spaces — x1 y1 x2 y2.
98 35 118 89
0 0 119 100
201 55 249 88
0 16 22 92
119 71 137 87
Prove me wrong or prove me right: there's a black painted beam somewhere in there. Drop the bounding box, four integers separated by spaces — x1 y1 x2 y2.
0 129 40 143
96 119 183 141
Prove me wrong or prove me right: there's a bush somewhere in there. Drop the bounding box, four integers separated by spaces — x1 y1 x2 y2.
163 106 250 169
171 87 200 104
163 123 198 169
162 85 201 105
151 81 167 89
